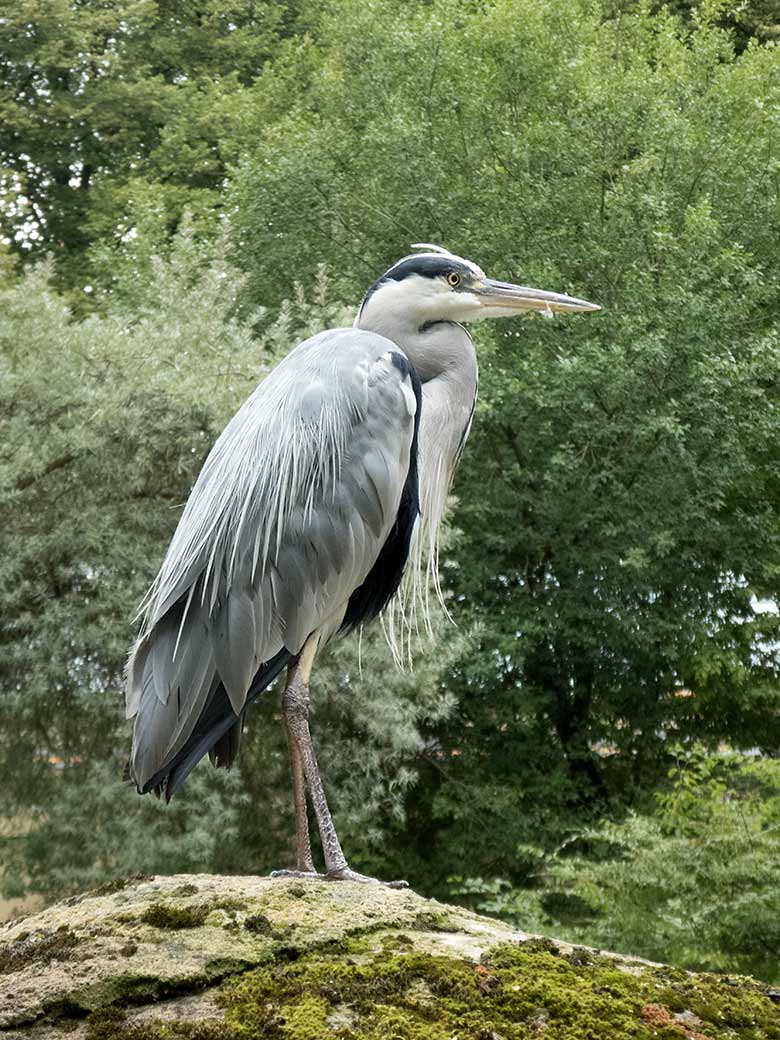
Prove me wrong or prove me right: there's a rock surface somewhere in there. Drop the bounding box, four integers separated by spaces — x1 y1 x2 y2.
0 873 777 1038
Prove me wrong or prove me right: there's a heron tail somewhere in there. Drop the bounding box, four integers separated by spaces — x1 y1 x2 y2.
124 599 290 802
155 648 290 801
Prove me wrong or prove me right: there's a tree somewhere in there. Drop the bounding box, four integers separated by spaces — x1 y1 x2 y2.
661 0 780 51
228 0 780 885
0 226 463 898
0 225 263 894
456 747 780 984
0 0 292 296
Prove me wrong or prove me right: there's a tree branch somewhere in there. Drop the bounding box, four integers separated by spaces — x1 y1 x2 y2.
14 451 80 492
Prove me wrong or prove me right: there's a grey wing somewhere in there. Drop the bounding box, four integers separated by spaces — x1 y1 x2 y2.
125 328 418 792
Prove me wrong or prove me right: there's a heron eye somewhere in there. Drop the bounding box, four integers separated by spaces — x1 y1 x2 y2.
447 272 461 287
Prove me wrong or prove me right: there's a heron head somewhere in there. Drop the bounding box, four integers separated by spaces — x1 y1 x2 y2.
357 244 600 328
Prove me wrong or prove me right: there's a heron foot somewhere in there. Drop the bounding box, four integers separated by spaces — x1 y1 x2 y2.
325 866 409 889
270 868 325 881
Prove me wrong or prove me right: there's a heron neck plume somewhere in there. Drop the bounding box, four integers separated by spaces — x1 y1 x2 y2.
355 308 478 657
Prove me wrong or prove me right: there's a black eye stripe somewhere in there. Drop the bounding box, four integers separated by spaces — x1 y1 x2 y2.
358 255 475 314
383 256 473 283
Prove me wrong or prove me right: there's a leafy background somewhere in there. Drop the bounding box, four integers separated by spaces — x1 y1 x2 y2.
2 0 780 982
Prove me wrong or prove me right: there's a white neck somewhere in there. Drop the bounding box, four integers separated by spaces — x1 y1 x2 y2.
355 293 479 657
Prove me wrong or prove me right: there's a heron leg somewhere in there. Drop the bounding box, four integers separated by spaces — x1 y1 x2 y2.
283 677 316 874
278 633 407 889
284 661 318 873
281 639 349 875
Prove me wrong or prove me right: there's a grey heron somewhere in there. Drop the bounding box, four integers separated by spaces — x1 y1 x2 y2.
125 244 599 884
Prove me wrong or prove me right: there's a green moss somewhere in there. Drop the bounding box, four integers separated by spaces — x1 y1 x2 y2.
378 933 416 952
85 1006 237 1039
139 902 208 930
134 890 247 931
84 1007 128 1039
171 883 200 897
72 934 780 1040
202 956 262 977
212 941 780 1040
88 875 154 899
654 971 780 1033
79 973 192 1009
28 885 777 1040
514 936 561 957
244 913 273 935
0 924 80 974
76 958 263 1025
411 910 460 932
211 897 248 913
205 897 251 931
277 994 331 1040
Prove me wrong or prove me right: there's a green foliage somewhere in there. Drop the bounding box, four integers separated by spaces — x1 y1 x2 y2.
2 0 780 984
454 748 780 983
663 0 780 50
227 0 780 889
3 763 250 902
0 221 261 807
0 224 462 898
0 225 262 897
0 0 296 298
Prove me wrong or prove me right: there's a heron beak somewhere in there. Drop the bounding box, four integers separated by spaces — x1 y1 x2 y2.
475 278 601 316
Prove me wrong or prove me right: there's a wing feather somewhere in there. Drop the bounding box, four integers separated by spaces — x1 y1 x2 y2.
125 330 418 793
213 585 258 714
129 597 216 789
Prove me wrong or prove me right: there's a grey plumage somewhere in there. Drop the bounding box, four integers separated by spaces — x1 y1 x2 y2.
127 329 417 792
125 244 599 880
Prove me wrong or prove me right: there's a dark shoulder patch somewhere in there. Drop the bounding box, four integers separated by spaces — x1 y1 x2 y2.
388 350 416 378
340 353 422 631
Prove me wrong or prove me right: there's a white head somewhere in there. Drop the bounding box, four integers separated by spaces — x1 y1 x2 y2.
356 243 600 330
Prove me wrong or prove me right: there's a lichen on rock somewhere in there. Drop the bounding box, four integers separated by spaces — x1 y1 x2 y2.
0 874 777 1039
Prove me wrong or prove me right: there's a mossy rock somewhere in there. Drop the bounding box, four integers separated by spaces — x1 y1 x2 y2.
0 874 777 1038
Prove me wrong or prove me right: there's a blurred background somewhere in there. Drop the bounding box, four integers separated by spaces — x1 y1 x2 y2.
2 0 780 983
